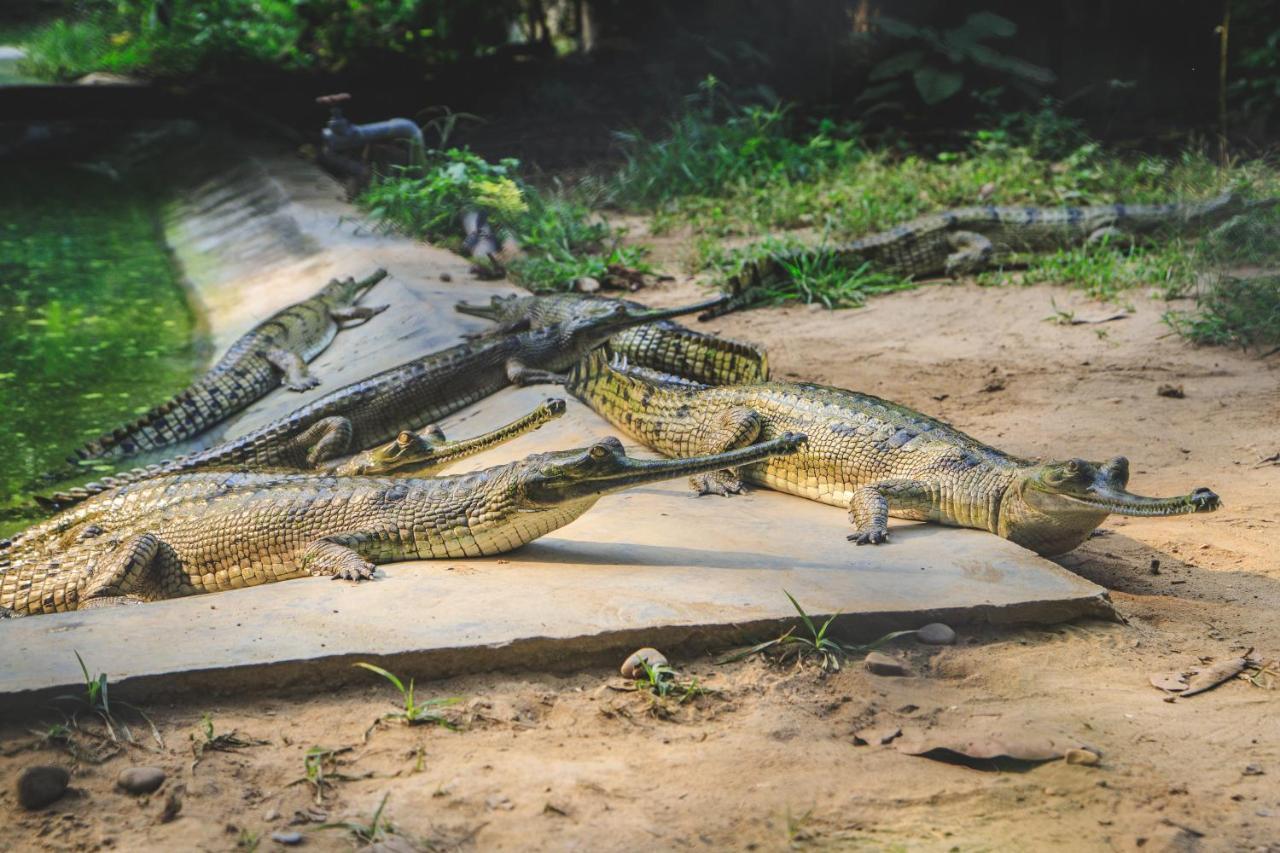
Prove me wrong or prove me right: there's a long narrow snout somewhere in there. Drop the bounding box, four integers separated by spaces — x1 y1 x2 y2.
1069 483 1221 517
619 294 730 326
353 268 389 301
569 433 807 500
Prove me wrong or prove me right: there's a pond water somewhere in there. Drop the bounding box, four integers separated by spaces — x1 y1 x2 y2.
0 162 199 534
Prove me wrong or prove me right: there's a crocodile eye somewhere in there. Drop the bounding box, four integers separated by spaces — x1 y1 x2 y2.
589 444 610 460
396 431 414 446
1064 460 1080 475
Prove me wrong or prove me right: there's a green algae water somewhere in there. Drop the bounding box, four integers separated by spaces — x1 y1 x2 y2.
0 163 198 535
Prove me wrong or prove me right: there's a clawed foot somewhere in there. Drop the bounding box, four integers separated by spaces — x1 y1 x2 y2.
285 376 322 392
329 561 377 582
847 526 889 545
690 472 747 497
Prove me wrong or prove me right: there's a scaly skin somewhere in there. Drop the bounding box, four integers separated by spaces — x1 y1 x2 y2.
3 400 566 559
566 352 1221 556
703 193 1277 318
62 269 390 465
456 293 768 385
39 296 724 510
0 433 805 615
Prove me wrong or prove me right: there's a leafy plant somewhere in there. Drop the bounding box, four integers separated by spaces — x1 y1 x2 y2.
361 149 652 292
190 713 266 767
57 650 163 747
318 793 395 845
17 0 522 80
612 76 861 208
294 745 359 803
1166 274 1280 353
719 591 915 673
863 12 1054 108
354 662 460 726
634 661 705 703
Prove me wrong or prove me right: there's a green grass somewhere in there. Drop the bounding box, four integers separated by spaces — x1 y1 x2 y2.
360 148 652 292
614 95 1280 347
718 591 915 674
1166 275 1280 352
354 662 460 726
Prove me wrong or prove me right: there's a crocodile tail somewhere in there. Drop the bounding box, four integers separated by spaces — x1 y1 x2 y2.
68 387 201 463
36 460 180 511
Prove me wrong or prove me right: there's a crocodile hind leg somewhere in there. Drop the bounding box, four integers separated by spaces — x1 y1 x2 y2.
506 359 567 387
78 532 173 608
330 304 389 326
300 535 378 581
944 231 995 276
263 347 322 392
688 408 763 496
294 416 355 467
846 479 933 545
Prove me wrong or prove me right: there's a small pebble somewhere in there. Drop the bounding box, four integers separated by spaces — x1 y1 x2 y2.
264 808 280 821
17 766 69 810
1243 763 1265 776
573 276 600 294
1065 748 1101 766
271 831 304 846
1156 383 1185 399
863 651 911 677
916 623 956 645
439 273 452 282
620 647 668 678
117 766 166 795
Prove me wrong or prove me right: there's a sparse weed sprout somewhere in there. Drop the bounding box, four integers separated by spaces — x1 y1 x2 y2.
719 591 914 674
354 662 460 726
635 660 706 703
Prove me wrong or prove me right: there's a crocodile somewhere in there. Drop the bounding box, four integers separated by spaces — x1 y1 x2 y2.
0 433 805 615
455 293 768 385
38 296 725 509
565 351 1220 556
62 269 390 465
701 192 1278 319
3 400 566 561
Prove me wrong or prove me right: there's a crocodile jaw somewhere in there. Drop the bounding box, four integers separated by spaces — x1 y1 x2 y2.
999 470 1221 556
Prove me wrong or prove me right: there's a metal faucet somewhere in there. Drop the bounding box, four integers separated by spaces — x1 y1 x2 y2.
317 93 424 179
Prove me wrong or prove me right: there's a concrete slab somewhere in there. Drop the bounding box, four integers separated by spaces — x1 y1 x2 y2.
0 145 1111 707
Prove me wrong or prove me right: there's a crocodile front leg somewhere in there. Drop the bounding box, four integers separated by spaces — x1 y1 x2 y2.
944 231 995 276
263 347 321 392
330 304 389 326
688 407 763 496
846 479 934 545
300 536 378 581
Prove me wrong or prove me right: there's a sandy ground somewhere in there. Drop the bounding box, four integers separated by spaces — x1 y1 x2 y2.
2 273 1278 852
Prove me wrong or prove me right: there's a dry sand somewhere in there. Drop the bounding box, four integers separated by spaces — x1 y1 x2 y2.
2 275 1277 852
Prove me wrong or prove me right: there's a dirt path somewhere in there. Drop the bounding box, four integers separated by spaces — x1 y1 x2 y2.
2 280 1277 852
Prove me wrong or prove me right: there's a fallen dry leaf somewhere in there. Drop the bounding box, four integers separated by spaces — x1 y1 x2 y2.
1182 656 1250 697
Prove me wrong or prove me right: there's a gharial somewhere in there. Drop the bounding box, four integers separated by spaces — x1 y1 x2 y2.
455 292 768 386
0 433 806 615
3 399 566 560
38 295 724 510
57 269 390 468
700 192 1278 318
565 351 1220 556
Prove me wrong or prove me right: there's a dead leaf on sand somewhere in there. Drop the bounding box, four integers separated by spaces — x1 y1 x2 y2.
1150 650 1263 698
